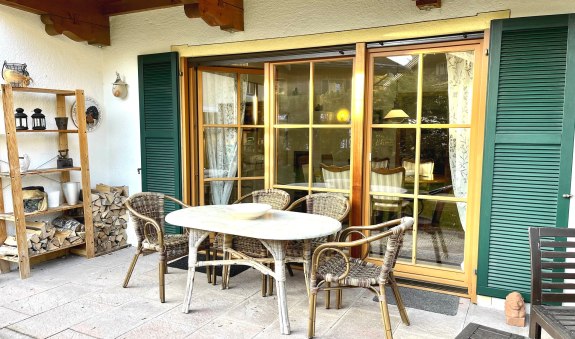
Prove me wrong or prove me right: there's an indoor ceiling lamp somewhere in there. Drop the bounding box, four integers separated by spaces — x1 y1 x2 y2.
384 68 409 122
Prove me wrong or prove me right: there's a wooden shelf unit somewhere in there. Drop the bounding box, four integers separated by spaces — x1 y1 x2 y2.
16 130 79 133
0 84 94 279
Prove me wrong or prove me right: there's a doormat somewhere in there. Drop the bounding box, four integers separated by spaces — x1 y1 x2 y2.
373 286 459 316
168 254 250 277
455 323 526 339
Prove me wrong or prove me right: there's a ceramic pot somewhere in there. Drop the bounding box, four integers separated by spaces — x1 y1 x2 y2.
55 117 68 130
62 182 79 205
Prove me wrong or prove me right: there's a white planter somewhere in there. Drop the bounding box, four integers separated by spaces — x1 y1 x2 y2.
62 182 79 205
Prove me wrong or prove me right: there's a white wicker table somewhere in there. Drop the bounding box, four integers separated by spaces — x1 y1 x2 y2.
166 205 341 335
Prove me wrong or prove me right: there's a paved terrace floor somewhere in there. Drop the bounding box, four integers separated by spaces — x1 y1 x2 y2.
0 248 538 339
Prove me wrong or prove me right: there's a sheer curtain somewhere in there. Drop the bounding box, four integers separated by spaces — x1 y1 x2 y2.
202 72 247 205
446 51 474 231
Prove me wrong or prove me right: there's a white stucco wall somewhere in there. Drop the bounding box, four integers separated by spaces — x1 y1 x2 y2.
2 0 575 246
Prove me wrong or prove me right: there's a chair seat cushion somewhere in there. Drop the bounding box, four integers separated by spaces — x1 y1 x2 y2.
143 234 189 261
316 256 382 288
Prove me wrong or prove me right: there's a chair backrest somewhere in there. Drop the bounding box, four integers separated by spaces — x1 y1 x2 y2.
371 157 390 170
380 217 413 283
320 163 350 190
371 167 405 205
529 227 575 305
235 189 291 210
288 193 350 222
402 159 434 177
125 192 167 242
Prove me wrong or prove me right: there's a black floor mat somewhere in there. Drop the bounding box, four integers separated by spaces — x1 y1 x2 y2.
168 253 250 277
373 285 459 316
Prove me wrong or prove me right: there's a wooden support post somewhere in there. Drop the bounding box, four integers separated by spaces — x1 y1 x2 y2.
0 177 10 273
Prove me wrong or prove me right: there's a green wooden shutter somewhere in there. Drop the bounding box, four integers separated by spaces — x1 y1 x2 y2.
138 52 183 234
477 15 575 301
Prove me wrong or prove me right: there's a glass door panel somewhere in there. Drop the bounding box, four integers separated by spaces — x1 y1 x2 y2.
276 63 310 124
366 44 479 287
198 68 265 205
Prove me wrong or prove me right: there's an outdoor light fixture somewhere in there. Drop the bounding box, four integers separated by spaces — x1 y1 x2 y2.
31 108 46 130
112 72 128 98
14 107 28 130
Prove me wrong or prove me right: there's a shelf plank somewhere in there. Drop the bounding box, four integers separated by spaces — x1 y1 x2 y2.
0 241 86 263
16 130 78 134
0 167 81 177
11 87 75 95
0 203 84 221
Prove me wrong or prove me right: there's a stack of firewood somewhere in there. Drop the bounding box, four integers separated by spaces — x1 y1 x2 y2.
91 184 129 255
0 220 85 257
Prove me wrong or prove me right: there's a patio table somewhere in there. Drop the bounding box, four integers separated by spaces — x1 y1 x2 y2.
165 205 341 335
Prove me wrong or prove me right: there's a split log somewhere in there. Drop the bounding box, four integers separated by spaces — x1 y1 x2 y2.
92 184 129 254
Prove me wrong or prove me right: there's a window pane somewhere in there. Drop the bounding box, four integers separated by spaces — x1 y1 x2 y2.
203 180 238 205
422 51 473 125
418 128 469 198
239 180 264 197
242 74 265 125
313 128 351 189
372 55 419 124
371 128 416 194
369 196 413 262
276 63 310 124
241 128 264 177
203 128 238 180
202 71 238 125
276 128 309 185
416 200 465 270
313 60 353 125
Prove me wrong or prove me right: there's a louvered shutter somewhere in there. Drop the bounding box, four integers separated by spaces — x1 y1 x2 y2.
138 52 183 234
477 15 575 301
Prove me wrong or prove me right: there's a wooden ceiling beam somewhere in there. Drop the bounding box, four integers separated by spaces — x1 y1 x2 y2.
101 0 196 16
415 0 441 10
0 0 111 45
184 0 243 32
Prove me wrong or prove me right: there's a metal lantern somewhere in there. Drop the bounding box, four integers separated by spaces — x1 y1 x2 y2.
14 107 28 130
31 108 46 130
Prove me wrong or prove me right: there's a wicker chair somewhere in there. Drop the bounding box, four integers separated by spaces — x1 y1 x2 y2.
216 189 291 296
123 192 211 303
285 193 350 297
308 217 414 339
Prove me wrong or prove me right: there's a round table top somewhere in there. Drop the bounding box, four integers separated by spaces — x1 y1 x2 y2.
166 205 342 241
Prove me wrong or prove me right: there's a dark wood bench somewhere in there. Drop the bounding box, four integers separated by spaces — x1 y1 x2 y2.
529 227 575 339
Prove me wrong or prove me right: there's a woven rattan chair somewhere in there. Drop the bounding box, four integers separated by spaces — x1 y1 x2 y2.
218 189 291 295
123 192 211 303
308 217 414 339
285 193 350 296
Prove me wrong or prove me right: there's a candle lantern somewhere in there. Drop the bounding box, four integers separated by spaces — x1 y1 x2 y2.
14 107 28 130
31 108 46 130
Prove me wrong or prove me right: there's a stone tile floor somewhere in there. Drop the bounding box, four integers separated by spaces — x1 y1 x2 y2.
0 248 540 338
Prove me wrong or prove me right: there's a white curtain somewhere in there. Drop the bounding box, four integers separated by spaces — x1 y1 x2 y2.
446 51 474 231
202 72 246 205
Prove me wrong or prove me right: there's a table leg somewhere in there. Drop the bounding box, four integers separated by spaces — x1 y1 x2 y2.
262 239 290 335
182 229 209 314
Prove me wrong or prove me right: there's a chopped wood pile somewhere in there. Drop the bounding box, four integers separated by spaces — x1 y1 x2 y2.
91 184 129 255
0 220 85 257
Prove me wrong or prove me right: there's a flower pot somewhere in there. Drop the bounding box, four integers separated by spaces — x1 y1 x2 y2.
62 182 79 205
55 117 68 130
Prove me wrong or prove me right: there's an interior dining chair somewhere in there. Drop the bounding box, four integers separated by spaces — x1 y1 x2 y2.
402 158 434 177
320 163 350 190
123 192 211 303
217 189 291 296
371 157 390 170
308 217 414 339
371 167 409 217
284 193 350 300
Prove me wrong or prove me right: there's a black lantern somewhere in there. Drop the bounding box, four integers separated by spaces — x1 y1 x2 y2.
14 107 28 130
31 108 46 130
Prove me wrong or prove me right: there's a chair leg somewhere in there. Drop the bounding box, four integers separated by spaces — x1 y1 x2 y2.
123 247 142 288
389 273 409 325
268 263 274 296
212 246 218 285
336 287 342 309
261 273 268 297
308 291 318 338
159 251 167 303
205 247 212 284
378 285 393 339
325 282 331 309
529 316 542 339
436 228 449 260
286 263 294 277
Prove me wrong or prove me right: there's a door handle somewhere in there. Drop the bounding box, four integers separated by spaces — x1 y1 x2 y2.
563 194 573 199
